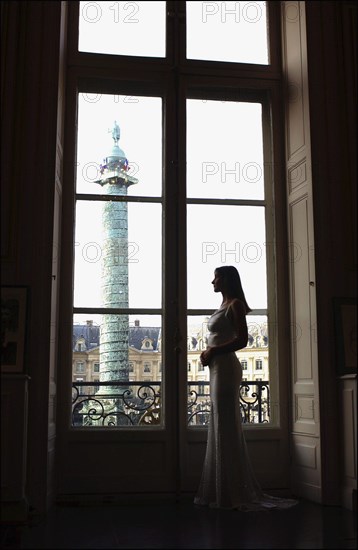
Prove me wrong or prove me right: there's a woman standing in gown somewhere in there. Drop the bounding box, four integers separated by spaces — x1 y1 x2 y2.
194 266 298 511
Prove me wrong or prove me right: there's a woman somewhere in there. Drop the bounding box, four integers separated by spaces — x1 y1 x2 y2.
194 266 298 511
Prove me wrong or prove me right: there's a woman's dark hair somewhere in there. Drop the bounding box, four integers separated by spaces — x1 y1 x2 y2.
215 266 252 314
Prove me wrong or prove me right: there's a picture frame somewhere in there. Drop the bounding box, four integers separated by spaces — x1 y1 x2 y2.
333 297 357 376
1 286 28 373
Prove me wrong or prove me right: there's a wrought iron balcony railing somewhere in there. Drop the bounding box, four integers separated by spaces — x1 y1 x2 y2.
72 380 270 427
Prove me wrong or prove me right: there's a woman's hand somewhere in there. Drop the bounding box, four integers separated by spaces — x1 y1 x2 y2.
200 347 215 366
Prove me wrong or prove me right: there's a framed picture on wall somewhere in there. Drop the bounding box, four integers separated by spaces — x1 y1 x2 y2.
1 286 28 373
333 297 357 376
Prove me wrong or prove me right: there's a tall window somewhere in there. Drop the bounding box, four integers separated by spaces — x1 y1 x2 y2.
65 1 284 429
76 362 85 373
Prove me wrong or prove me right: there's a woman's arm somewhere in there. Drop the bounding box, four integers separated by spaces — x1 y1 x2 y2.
200 299 248 366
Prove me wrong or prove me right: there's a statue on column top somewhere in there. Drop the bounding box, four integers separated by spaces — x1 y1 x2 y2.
112 121 120 145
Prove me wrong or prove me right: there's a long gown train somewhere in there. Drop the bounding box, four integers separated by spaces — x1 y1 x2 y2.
194 304 298 511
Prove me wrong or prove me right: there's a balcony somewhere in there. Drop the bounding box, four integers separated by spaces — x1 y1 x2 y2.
72 381 270 427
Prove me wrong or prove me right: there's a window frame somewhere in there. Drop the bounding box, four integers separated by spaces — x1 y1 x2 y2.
61 1 288 433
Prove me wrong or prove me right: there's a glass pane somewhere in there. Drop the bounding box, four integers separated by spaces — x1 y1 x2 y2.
76 93 162 197
79 1 166 58
187 314 270 427
187 315 211 427
127 202 162 308
186 1 268 64
74 201 162 308
187 205 267 310
72 314 162 427
187 100 264 200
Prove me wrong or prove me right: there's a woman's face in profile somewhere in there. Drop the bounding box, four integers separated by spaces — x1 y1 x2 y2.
212 271 224 293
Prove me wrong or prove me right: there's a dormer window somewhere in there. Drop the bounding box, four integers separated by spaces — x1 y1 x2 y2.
141 338 153 350
75 337 86 352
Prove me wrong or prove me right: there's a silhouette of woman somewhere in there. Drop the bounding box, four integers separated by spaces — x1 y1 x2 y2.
194 266 298 510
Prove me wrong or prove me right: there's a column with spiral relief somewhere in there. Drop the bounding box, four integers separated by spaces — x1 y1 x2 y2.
94 121 138 423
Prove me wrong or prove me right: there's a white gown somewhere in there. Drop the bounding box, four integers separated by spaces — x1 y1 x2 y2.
194 303 298 511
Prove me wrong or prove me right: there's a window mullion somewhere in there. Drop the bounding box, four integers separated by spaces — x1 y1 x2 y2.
75 194 163 203
186 198 266 206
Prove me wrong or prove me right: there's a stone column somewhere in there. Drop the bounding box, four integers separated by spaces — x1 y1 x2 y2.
100 182 129 385
92 122 138 424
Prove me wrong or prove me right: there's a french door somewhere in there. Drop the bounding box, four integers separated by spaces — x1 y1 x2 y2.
56 1 291 499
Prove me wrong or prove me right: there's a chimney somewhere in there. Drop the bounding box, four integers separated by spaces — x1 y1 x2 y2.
86 320 93 326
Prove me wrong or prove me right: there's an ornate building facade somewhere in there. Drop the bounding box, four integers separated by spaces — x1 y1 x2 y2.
72 319 269 389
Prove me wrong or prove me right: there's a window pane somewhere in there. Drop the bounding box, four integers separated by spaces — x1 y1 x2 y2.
76 93 162 197
187 315 210 427
74 201 162 309
72 314 162 427
79 1 166 58
187 100 264 200
187 314 270 426
187 205 267 310
127 202 162 308
186 1 268 64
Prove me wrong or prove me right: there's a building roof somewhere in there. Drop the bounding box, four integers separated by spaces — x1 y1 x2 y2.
73 323 100 351
73 323 161 352
73 321 267 352
129 326 161 351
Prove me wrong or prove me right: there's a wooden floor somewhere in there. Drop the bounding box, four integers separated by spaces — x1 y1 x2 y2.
1 497 356 549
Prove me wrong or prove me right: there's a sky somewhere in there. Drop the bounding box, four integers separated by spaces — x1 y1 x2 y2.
78 1 268 64
74 2 269 329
